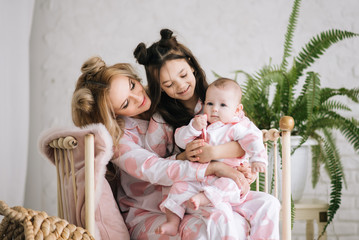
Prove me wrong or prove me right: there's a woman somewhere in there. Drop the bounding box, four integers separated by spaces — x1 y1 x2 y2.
134 29 281 239
72 57 252 239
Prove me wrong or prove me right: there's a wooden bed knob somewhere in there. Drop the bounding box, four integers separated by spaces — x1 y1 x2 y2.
279 116 294 131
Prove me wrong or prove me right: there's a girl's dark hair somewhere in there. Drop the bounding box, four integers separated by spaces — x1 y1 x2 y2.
134 29 208 130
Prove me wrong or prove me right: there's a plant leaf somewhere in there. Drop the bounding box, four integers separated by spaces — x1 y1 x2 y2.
281 0 301 71
295 30 359 77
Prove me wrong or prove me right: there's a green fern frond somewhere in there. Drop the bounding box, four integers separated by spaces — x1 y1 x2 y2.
232 70 253 83
289 69 312 118
320 100 351 112
211 71 223 79
241 66 284 128
272 70 297 115
320 87 359 103
250 173 266 191
304 72 321 125
320 133 343 234
281 0 301 70
338 117 359 152
295 30 359 76
291 135 310 154
318 112 359 152
311 143 323 188
291 197 295 229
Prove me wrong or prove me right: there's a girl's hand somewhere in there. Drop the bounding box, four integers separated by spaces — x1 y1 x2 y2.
206 161 250 196
185 139 205 162
195 142 215 163
185 140 214 163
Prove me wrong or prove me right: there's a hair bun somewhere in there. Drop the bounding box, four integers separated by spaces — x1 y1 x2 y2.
72 88 94 114
160 29 173 40
81 56 106 77
134 42 148 65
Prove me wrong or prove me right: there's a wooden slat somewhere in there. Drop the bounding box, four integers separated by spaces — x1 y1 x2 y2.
85 134 95 236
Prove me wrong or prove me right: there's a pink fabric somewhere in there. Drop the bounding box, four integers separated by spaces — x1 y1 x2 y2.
144 103 280 239
116 116 252 239
160 177 246 219
175 114 267 166
38 123 130 240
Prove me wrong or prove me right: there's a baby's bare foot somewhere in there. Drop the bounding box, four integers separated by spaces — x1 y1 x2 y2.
187 192 210 210
155 222 179 236
187 196 201 210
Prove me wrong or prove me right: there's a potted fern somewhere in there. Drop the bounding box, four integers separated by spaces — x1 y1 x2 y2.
231 0 359 231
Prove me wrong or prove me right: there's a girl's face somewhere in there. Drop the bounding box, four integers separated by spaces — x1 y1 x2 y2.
108 74 151 117
159 59 196 101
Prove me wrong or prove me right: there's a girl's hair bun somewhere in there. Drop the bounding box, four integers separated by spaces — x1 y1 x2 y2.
159 29 177 49
134 42 148 65
160 29 173 40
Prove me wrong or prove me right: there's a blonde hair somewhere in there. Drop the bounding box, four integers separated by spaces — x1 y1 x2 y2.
209 78 243 103
71 56 141 149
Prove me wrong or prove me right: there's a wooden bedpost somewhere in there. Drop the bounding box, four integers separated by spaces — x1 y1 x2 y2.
85 134 95 236
280 116 294 240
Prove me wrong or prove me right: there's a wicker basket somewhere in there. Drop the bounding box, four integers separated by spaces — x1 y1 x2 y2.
0 200 94 240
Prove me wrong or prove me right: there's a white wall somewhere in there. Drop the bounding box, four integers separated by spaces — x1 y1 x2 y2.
25 0 359 239
0 0 34 209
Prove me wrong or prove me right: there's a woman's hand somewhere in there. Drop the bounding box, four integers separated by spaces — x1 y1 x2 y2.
237 162 257 184
206 161 250 196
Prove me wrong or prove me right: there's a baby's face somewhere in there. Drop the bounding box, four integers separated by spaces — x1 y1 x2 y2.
203 86 241 124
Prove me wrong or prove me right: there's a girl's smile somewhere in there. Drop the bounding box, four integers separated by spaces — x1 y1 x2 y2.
159 58 196 102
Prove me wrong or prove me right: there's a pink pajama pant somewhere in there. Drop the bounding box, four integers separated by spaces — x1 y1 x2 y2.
129 191 280 239
160 176 246 219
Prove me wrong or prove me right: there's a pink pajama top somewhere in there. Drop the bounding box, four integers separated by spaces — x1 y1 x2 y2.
175 112 268 167
113 116 208 227
141 101 280 239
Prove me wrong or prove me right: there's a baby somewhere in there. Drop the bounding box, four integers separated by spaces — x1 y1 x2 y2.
157 78 267 236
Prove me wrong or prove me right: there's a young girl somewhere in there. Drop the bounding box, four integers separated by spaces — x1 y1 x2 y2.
72 56 253 239
134 28 280 239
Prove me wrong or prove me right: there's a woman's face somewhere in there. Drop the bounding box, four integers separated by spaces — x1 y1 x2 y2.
108 74 151 117
159 58 196 101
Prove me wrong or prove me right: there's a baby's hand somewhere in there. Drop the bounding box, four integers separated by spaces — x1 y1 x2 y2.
192 114 207 131
251 162 266 173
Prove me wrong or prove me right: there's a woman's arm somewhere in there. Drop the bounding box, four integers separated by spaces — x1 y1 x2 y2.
185 140 245 163
206 161 250 196
185 140 255 182
113 131 208 186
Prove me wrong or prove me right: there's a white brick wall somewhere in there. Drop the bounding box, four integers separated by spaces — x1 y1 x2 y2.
27 0 359 238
